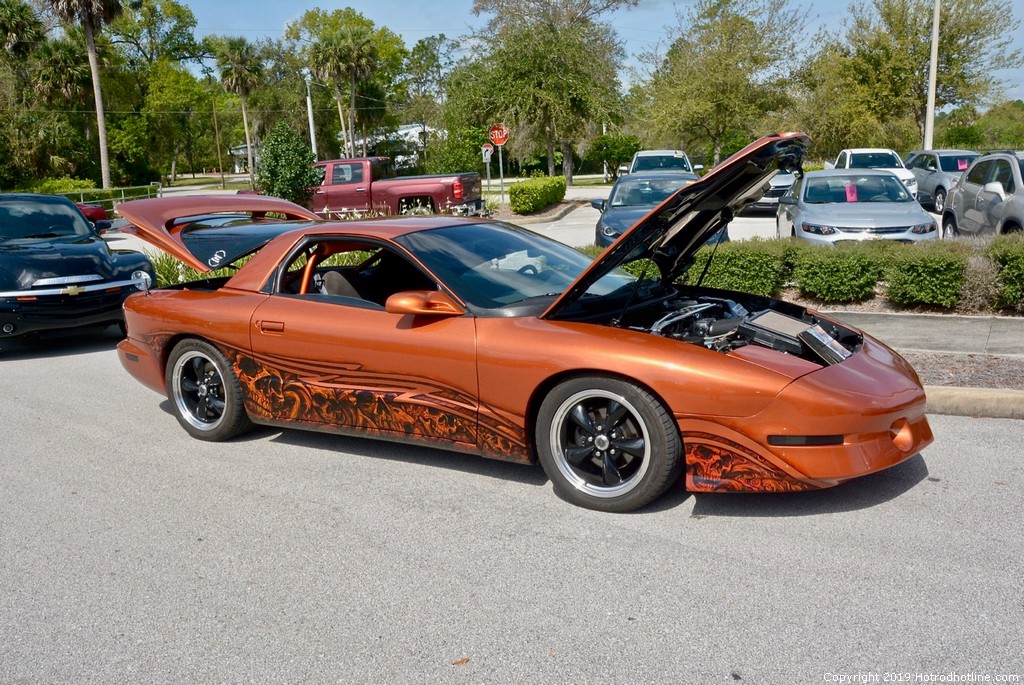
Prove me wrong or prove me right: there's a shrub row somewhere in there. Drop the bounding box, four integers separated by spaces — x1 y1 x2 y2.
583 235 1024 313
508 176 567 214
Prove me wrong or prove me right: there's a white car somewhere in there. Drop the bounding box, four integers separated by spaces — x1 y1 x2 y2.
626 149 703 175
825 148 918 199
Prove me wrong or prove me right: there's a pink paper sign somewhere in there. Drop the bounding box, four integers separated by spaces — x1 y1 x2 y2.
957 158 969 171
845 183 858 202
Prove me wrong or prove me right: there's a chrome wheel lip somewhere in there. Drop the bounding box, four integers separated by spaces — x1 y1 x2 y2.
548 389 651 499
172 350 226 432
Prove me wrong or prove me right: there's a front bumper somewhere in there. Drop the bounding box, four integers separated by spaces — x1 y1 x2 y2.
0 276 148 337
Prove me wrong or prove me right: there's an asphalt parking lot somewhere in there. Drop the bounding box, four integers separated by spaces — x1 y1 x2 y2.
1 329 1022 683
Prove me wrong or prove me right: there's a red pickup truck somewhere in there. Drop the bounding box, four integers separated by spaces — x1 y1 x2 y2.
311 157 483 217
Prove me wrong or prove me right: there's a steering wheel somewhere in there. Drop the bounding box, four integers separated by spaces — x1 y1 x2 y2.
517 264 538 276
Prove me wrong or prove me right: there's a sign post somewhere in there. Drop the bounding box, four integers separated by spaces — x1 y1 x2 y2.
481 143 494 197
489 123 510 204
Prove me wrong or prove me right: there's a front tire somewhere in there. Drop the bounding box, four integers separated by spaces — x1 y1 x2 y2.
535 376 681 512
166 339 252 441
942 214 959 238
933 188 946 214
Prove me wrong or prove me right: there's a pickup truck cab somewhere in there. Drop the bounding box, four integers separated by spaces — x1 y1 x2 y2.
311 157 483 217
825 148 918 199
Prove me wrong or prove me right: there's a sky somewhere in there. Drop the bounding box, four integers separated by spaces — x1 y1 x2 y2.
181 0 1024 101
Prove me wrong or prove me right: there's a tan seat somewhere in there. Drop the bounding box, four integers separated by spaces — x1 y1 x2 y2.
321 271 361 298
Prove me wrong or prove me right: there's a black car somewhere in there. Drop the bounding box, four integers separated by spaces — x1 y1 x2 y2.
0 193 155 339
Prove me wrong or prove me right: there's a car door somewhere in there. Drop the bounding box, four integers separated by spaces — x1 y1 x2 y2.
321 162 372 214
957 160 992 233
246 237 481 448
978 159 1015 234
908 153 938 196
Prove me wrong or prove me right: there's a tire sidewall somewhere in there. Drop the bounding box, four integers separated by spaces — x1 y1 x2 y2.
165 339 250 442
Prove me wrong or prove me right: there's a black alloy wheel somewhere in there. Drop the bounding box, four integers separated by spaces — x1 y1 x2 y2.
166 339 252 441
536 376 681 512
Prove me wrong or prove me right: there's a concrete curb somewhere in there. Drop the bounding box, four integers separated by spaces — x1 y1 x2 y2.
509 201 586 225
924 386 1024 420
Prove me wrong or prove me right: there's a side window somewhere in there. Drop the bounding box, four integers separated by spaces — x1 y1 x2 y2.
835 151 848 168
278 239 437 308
965 160 991 186
330 164 364 185
992 160 1015 194
906 154 923 170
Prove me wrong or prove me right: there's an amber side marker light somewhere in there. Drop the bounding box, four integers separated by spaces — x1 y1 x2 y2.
767 435 844 447
890 419 914 452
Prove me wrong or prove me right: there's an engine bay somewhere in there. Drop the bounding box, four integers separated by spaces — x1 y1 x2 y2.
618 289 862 367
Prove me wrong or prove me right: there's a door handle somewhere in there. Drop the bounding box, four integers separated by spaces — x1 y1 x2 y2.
355 186 367 192
258 320 285 334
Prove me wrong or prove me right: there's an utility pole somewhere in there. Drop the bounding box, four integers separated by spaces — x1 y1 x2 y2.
924 0 941 149
212 93 226 190
304 71 318 160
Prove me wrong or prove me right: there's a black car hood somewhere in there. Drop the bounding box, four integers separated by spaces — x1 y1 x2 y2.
599 206 652 236
543 132 809 319
0 234 119 290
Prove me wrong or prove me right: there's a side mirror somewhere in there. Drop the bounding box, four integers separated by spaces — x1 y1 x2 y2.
94 219 112 234
692 164 704 173
385 290 463 317
823 161 836 170
591 198 606 212
916 191 932 205
779 195 797 205
982 181 1007 201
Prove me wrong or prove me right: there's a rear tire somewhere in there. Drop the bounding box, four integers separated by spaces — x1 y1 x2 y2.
166 339 252 441
535 376 681 512
942 214 959 238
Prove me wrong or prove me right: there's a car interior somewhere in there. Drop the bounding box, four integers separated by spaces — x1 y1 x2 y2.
279 239 437 309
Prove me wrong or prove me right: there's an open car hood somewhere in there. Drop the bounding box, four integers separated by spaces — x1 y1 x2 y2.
116 195 321 272
543 132 810 319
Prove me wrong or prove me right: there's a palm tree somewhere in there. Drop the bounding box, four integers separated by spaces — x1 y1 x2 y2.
308 25 377 158
47 0 123 189
215 36 263 187
35 37 90 105
0 0 43 101
336 25 376 158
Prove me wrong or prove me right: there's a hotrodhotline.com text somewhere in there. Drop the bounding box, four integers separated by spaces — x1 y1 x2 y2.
823 674 1021 684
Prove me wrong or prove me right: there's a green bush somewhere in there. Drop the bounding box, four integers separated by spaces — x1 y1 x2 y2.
31 177 97 194
509 176 567 214
688 239 789 296
987 233 1024 311
885 241 969 309
793 245 880 302
255 123 320 206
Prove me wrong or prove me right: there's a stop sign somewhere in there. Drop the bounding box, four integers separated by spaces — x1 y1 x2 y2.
489 123 510 146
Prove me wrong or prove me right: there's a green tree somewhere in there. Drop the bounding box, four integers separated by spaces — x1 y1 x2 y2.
47 0 125 189
213 35 263 186
642 0 803 166
143 60 206 179
255 122 320 206
585 132 641 180
108 0 202 100
0 0 43 94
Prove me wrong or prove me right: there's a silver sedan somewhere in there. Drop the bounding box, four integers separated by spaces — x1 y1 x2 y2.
776 169 938 245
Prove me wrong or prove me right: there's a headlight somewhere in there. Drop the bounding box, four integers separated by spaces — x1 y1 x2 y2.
132 269 152 291
904 178 918 187
911 222 936 234
601 224 620 237
801 222 837 235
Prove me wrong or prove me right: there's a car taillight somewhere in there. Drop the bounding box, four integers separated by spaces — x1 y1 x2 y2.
453 178 464 200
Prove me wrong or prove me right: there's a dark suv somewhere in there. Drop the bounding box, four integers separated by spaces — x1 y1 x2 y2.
943 151 1024 237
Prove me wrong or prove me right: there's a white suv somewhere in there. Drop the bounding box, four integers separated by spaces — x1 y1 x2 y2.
627 149 702 175
826 148 918 198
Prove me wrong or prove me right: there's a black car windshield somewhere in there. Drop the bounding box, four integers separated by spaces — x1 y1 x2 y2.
849 152 903 168
0 196 93 241
939 154 978 173
609 177 693 208
803 175 911 204
632 155 692 172
394 222 636 311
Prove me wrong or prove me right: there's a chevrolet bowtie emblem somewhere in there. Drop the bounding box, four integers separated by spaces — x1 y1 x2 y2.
62 285 85 296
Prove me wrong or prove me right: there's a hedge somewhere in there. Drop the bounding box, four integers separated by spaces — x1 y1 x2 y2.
578 236 1024 314
509 176 567 214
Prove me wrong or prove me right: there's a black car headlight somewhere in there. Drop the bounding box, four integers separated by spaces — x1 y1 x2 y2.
601 224 620 238
801 222 837 235
132 269 153 291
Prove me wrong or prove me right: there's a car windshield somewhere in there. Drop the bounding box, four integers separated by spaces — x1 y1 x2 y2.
803 175 911 204
609 177 692 208
0 196 93 241
849 152 903 169
939 154 978 173
632 155 692 173
394 222 636 311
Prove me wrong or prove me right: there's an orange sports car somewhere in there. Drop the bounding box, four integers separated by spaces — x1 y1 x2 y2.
115 133 932 512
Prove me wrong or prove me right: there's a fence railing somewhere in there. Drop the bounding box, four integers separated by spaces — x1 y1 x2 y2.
58 183 163 214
